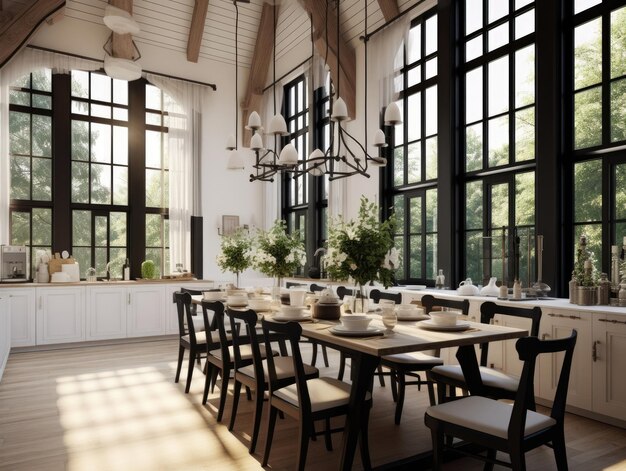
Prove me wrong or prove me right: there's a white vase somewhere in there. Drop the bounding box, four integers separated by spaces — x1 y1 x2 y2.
480 277 500 297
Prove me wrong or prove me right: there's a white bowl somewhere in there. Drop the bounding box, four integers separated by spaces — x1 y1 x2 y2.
203 291 224 301
280 305 306 319
396 303 418 314
340 314 372 331
429 311 458 326
248 298 271 311
227 295 248 306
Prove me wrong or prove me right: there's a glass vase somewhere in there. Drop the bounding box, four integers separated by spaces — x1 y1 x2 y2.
352 283 367 314
272 277 283 304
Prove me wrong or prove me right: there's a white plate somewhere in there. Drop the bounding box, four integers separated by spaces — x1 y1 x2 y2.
417 320 471 332
272 315 312 322
227 302 249 308
400 285 427 290
329 325 384 337
396 313 430 321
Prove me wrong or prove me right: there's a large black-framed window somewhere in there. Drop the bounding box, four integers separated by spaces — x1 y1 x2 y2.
8 69 170 279
460 0 537 287
383 10 439 284
281 74 329 272
566 0 626 275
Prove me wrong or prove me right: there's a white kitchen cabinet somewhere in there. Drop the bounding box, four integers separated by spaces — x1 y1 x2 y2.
6 288 36 347
86 286 127 340
592 313 626 420
0 296 10 381
127 285 166 337
36 287 85 345
538 309 592 410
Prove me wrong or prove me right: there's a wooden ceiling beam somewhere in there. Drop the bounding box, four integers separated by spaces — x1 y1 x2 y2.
300 0 356 118
241 2 277 147
377 0 399 22
0 0 66 69
187 0 209 63
110 0 136 60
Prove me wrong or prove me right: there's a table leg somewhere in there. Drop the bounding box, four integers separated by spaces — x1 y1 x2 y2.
455 345 485 395
339 351 378 471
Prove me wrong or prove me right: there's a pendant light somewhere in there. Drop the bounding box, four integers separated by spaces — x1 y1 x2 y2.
294 0 402 181
246 3 297 182
227 1 244 170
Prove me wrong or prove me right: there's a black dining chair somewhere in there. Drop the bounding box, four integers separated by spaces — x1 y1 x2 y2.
427 301 542 405
425 330 577 471
261 318 372 471
380 295 470 424
369 288 402 304
227 308 319 453
173 292 215 393
307 283 329 367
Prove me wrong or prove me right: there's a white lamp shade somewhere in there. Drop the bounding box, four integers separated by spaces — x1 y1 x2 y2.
225 134 236 150
278 143 299 166
331 97 349 121
247 111 262 130
308 149 325 176
268 114 288 135
372 129 387 147
226 149 244 170
103 5 141 35
384 101 402 125
104 55 142 81
250 132 263 150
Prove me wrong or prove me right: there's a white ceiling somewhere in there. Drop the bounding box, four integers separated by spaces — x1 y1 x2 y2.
62 0 423 68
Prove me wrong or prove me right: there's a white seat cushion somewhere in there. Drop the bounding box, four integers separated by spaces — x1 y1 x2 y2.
382 351 443 366
209 344 275 361
238 356 318 381
274 377 371 413
183 331 231 346
431 365 519 392
425 395 556 439
182 331 208 344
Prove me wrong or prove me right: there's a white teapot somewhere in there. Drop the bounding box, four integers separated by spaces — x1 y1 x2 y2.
457 278 480 296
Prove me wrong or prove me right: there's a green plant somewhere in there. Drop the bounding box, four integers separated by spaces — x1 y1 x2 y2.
216 228 252 283
325 196 399 288
141 260 157 279
251 220 306 278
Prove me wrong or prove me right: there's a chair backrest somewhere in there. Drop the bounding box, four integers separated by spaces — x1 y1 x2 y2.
478 301 542 366
509 330 577 440
261 319 312 416
310 283 325 293
227 308 262 375
201 300 229 359
286 282 307 288
369 289 402 304
174 291 196 341
420 294 470 316
337 286 358 300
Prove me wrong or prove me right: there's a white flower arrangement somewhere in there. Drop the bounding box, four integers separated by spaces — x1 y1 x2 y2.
252 220 306 278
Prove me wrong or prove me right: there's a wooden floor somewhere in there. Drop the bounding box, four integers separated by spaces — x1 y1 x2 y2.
1 339 626 471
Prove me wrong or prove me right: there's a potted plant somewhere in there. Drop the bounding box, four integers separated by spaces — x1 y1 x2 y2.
216 228 252 287
325 197 399 313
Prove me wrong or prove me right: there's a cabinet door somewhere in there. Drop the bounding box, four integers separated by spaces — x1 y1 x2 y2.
538 309 592 409
164 284 182 334
6 288 36 347
37 288 85 345
127 286 166 337
0 296 9 381
592 314 626 420
86 287 127 340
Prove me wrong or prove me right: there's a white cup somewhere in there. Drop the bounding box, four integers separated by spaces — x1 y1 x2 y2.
289 289 306 307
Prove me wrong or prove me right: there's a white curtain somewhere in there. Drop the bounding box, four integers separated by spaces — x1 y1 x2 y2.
145 73 209 273
0 48 101 244
369 13 411 112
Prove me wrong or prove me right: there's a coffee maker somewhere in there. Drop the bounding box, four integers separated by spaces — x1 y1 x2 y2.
0 245 28 282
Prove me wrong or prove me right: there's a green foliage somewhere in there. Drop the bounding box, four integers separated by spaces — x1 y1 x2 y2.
325 197 399 287
141 260 157 279
216 229 252 275
252 220 306 278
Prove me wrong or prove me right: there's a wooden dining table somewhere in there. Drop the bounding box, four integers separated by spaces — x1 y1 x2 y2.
299 317 528 470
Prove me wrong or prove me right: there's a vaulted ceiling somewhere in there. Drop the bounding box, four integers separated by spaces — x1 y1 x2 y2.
1 0 422 69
